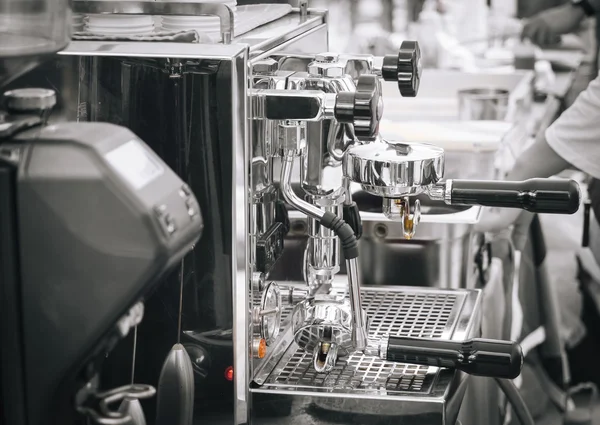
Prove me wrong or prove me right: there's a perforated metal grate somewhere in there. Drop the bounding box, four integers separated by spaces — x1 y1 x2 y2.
364 290 457 339
264 289 461 393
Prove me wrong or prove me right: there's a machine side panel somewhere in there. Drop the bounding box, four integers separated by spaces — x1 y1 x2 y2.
0 162 26 425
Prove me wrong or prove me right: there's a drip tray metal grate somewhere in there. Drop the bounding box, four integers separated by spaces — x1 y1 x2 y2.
257 286 479 396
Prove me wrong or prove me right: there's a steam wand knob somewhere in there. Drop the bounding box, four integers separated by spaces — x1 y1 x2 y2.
380 40 421 97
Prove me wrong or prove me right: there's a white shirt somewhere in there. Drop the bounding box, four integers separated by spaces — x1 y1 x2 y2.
546 72 600 179
546 73 600 270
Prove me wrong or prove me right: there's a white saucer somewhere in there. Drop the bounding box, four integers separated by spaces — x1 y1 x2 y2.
85 25 155 35
86 21 154 29
161 11 237 22
87 14 153 27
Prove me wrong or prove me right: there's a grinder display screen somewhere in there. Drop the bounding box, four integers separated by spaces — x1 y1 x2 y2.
105 140 164 190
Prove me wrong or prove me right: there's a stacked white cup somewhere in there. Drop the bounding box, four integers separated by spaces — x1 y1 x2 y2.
159 0 237 41
84 0 155 36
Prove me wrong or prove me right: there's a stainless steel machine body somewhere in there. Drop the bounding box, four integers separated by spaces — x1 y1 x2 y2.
239 12 507 425
245 33 577 425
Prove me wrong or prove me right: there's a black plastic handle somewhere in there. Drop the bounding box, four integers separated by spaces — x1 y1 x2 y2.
385 336 523 380
449 178 580 214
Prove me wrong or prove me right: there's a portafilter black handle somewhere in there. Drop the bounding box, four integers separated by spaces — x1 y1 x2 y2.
380 335 523 380
446 178 580 215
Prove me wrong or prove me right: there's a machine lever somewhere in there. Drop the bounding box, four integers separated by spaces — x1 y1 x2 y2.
379 335 523 380
444 178 581 215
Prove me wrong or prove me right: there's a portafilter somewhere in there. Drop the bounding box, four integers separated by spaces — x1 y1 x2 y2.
343 139 579 238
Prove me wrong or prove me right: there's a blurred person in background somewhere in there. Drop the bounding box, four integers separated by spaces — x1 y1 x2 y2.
480 0 600 390
520 0 572 18
521 0 597 105
521 0 595 49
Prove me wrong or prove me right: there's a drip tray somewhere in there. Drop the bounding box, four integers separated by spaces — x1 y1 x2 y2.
252 286 481 420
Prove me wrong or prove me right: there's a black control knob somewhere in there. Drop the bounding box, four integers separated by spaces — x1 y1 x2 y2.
334 74 383 140
381 40 421 97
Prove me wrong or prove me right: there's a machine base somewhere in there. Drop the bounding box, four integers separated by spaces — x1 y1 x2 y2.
251 286 482 425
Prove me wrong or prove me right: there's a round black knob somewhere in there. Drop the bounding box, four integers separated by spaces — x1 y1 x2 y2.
334 74 382 141
381 40 421 97
354 74 383 140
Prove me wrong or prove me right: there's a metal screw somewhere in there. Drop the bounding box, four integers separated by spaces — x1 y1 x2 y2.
374 223 388 238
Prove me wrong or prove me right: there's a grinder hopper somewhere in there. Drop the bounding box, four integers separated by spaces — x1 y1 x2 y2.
0 0 71 87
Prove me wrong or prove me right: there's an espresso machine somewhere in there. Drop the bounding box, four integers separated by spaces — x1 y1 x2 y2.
8 2 582 425
0 1 203 425
245 43 580 425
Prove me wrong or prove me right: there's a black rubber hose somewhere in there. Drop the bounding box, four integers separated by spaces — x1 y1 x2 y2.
343 202 363 240
494 378 535 425
320 211 359 260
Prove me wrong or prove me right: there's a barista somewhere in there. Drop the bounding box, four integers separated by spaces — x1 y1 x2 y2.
481 0 600 250
522 0 599 103
475 61 600 386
